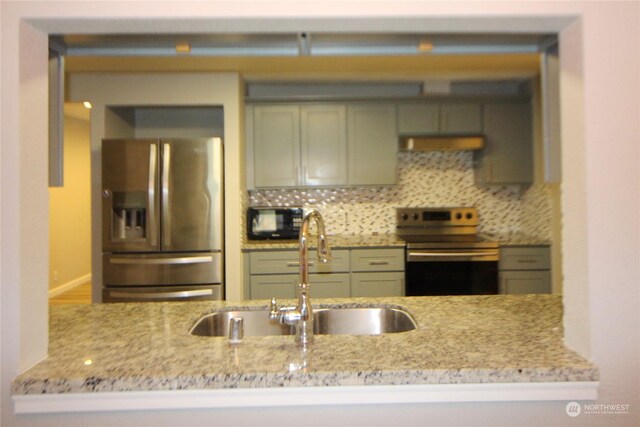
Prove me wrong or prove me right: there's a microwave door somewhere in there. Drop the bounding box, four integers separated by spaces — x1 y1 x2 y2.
101 139 160 253
160 138 223 252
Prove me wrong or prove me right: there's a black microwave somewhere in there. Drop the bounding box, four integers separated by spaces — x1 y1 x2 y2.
247 207 304 240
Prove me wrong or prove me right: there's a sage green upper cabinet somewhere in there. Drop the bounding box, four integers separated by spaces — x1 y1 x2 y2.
251 104 348 188
440 103 482 134
474 101 533 186
397 102 481 135
347 104 398 185
397 103 439 134
300 105 348 186
253 105 300 187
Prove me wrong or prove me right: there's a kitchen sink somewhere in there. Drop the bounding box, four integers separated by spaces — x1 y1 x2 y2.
189 309 294 337
189 306 417 337
313 307 417 335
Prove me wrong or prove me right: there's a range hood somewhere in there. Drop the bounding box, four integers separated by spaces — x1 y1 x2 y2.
399 135 484 152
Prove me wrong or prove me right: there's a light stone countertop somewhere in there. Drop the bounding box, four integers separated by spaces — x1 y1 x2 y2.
242 233 550 252
13 295 597 395
242 233 406 251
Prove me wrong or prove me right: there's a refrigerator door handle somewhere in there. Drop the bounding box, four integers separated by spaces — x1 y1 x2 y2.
162 142 171 248
148 144 158 247
108 289 214 300
109 255 214 265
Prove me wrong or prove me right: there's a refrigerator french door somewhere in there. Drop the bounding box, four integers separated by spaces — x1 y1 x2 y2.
101 138 224 302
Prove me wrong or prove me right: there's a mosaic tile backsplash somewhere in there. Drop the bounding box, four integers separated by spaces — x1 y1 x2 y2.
249 152 552 240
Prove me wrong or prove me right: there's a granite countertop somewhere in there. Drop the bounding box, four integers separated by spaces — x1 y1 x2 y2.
13 295 597 395
483 232 552 246
242 233 550 251
242 233 406 251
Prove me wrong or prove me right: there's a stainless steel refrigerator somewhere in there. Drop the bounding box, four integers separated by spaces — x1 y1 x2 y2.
101 137 224 302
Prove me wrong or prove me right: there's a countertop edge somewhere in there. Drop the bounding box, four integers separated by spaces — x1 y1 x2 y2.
13 381 599 414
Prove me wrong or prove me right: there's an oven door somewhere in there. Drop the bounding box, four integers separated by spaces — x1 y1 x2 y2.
405 248 499 296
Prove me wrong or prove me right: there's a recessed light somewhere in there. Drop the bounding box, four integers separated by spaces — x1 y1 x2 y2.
83 101 92 109
176 42 191 54
418 40 434 53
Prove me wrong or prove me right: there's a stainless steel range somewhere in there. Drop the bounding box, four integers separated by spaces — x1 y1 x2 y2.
396 207 500 296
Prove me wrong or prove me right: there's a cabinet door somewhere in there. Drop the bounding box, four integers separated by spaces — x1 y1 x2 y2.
474 101 533 186
351 272 404 297
309 273 351 298
499 271 551 294
253 105 300 187
397 103 439 134
250 273 350 299
440 103 482 134
347 104 398 185
301 105 347 186
250 274 296 299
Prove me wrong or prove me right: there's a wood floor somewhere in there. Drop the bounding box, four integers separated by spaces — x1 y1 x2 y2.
49 282 92 305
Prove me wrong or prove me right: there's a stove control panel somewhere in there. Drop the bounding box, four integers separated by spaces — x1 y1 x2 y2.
396 207 479 228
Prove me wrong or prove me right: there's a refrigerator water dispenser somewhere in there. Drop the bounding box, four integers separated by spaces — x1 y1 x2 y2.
111 191 146 240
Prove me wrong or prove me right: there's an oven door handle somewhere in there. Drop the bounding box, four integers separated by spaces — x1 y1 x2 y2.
407 251 499 261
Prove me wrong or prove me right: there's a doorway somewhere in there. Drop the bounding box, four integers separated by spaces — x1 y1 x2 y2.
48 103 92 304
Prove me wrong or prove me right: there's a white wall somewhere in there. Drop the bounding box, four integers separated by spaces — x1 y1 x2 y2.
1 1 638 426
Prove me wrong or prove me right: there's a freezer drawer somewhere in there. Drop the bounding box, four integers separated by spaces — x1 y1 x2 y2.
103 284 222 302
103 252 223 286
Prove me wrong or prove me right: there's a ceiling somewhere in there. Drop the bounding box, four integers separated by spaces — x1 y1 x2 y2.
56 32 554 81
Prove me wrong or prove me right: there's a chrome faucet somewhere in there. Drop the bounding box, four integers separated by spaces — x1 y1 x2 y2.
270 209 331 347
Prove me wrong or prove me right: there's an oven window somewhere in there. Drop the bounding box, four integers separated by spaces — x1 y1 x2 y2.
406 261 498 296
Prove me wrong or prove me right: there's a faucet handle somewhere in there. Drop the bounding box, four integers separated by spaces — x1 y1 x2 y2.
269 298 279 321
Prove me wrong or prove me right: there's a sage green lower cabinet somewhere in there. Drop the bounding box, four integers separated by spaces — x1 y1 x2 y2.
499 270 551 295
498 246 551 294
250 274 297 299
308 273 351 298
247 249 350 299
350 248 405 297
245 247 406 299
351 272 405 298
250 273 350 300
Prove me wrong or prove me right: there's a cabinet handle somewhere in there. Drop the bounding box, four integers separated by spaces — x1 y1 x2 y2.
286 261 315 267
517 259 538 264
368 259 389 265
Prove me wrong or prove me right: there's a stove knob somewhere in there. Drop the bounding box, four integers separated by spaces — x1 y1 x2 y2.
466 212 473 220
400 213 409 221
411 213 419 221
455 212 462 220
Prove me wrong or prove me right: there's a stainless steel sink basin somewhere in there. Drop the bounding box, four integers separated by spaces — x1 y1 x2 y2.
189 306 417 337
313 307 417 335
189 309 294 337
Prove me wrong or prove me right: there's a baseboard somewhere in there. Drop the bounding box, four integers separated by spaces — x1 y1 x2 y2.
49 274 92 298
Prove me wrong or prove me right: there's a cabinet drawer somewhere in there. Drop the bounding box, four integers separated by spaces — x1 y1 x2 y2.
249 249 349 275
350 248 404 272
499 246 550 270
